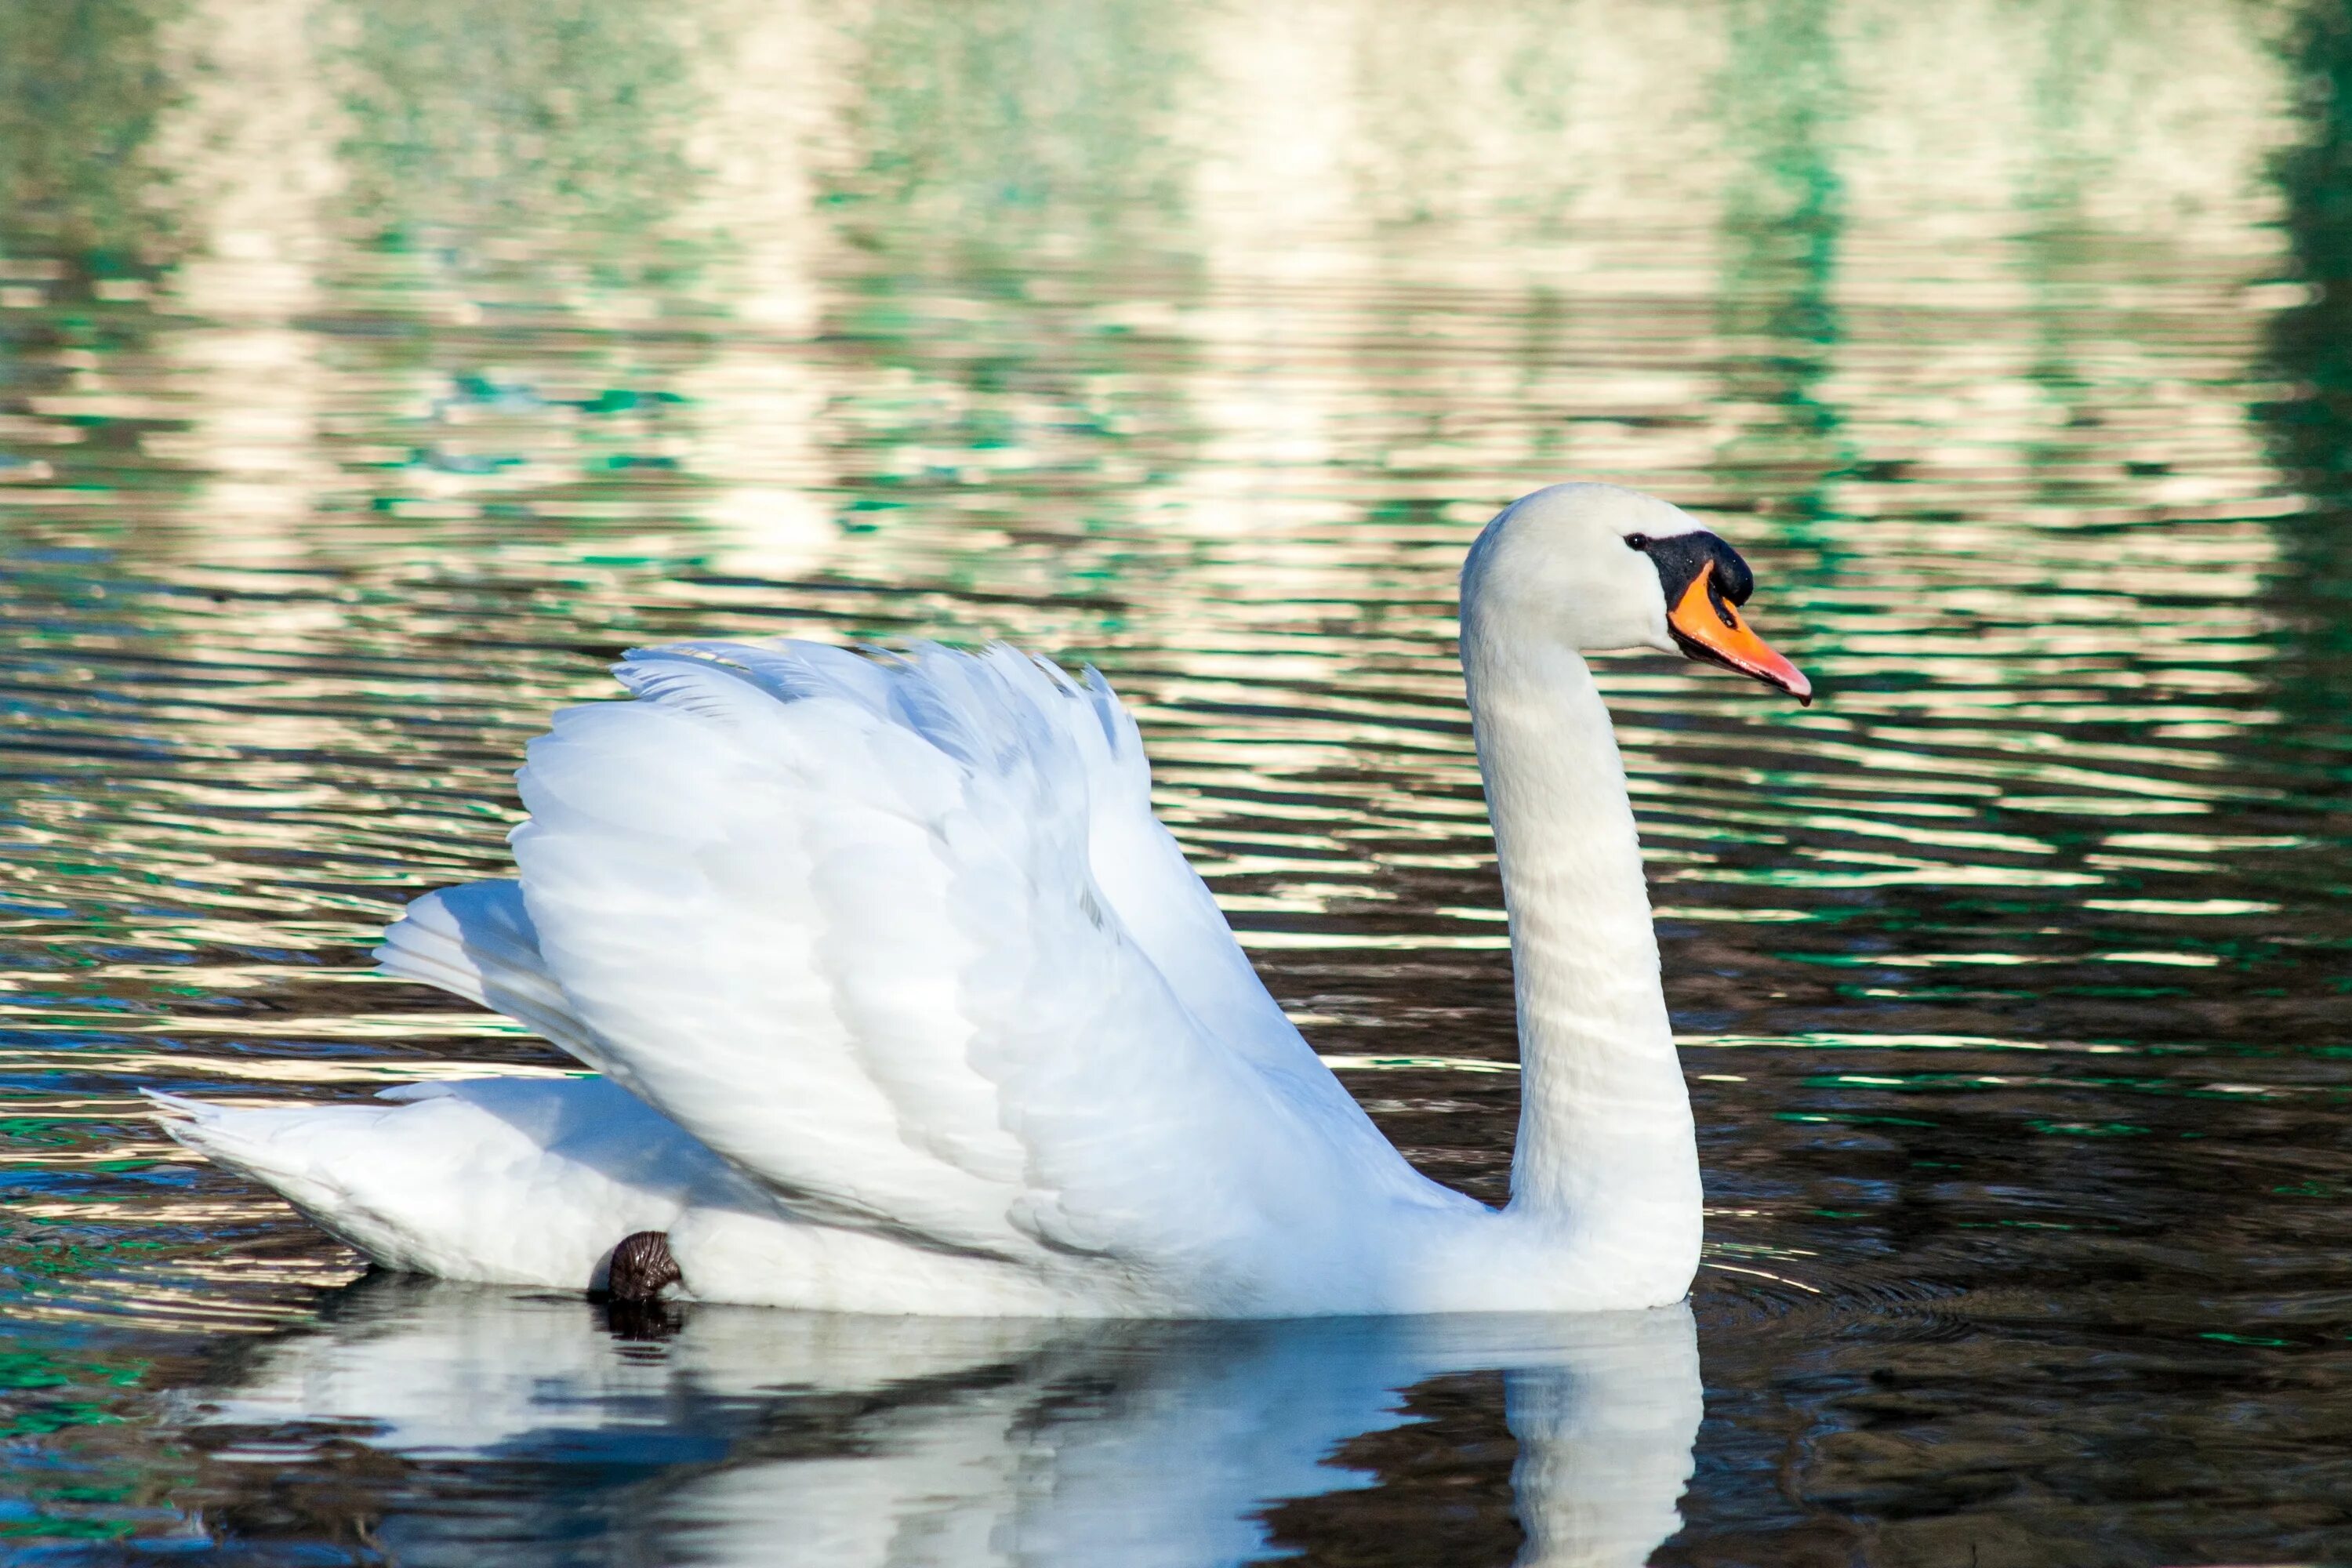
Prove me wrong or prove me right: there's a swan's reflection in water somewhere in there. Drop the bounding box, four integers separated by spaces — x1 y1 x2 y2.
183 1278 1699 1566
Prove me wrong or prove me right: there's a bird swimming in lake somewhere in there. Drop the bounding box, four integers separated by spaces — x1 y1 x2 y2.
150 481 1810 1316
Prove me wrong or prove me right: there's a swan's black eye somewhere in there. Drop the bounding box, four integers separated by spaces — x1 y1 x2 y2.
1624 533 1650 551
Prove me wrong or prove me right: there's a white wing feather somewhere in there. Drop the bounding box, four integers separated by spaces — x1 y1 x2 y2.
498 641 1445 1301
375 879 591 1057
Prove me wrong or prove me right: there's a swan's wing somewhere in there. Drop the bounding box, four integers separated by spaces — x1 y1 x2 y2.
499 641 1430 1290
374 878 598 1061
1051 659 1308 1068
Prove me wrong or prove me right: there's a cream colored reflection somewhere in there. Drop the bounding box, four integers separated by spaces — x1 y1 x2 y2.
1178 0 1730 484
133 0 342 560
664 2 864 580
187 1286 1700 1568
675 0 860 339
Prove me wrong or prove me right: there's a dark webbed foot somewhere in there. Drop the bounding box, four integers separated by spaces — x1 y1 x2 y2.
606 1230 681 1302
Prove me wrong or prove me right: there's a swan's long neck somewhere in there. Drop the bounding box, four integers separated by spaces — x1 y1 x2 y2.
1460 608 1701 1287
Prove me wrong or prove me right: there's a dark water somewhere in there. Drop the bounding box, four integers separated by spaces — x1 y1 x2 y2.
4 0 2352 1561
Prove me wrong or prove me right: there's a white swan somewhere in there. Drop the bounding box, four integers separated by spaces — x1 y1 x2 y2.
150 482 1809 1316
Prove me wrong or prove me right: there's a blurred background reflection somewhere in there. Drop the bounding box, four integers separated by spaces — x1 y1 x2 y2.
2 0 2349 1561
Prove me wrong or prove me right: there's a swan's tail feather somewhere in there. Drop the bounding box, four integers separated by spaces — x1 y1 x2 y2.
143 1088 362 1236
144 1079 735 1288
375 880 595 1062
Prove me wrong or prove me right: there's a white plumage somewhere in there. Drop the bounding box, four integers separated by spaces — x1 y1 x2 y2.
154 484 1807 1316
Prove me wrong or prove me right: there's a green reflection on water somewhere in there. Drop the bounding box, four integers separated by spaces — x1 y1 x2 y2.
0 0 183 271
2261 0 2352 724
335 0 702 246
1713 0 1848 535
840 0 1199 240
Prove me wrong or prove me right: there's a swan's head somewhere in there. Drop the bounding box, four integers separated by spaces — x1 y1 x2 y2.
1461 482 1811 703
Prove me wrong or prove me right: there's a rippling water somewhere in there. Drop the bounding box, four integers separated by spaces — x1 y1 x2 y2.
4 0 2352 1560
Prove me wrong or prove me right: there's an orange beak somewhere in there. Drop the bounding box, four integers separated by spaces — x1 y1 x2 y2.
1667 562 1812 704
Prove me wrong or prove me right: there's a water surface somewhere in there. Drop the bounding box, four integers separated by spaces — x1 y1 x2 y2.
3 0 2352 1561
